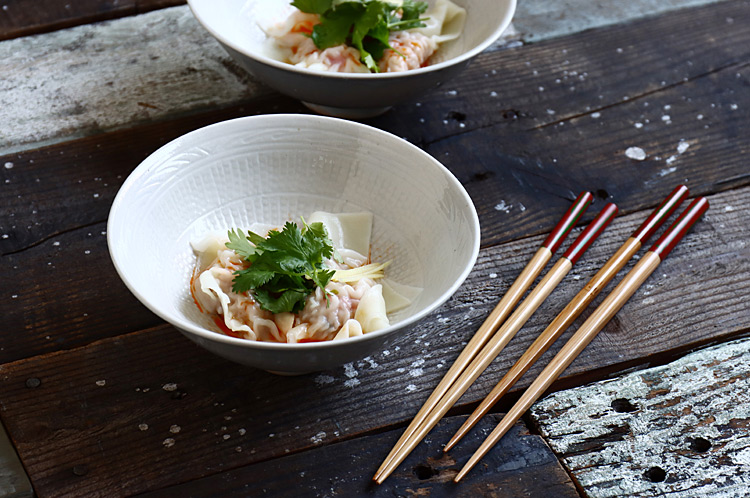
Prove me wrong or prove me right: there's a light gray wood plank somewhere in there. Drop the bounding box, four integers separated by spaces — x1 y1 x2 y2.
530 337 750 497
0 0 732 156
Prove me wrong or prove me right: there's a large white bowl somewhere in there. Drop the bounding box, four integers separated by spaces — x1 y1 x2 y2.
108 114 480 373
187 0 516 118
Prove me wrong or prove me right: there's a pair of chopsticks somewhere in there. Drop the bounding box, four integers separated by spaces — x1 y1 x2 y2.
375 190 613 482
374 185 701 484
445 184 689 451
455 192 708 481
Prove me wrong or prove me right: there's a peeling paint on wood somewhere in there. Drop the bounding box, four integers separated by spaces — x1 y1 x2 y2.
530 338 750 497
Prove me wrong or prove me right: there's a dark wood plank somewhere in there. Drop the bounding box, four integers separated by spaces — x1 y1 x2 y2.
531 337 750 497
0 0 184 41
369 0 750 246
0 186 746 497
2 0 750 361
0 98 309 363
141 414 579 498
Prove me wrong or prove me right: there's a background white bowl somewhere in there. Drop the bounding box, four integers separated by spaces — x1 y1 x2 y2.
108 114 480 373
187 0 516 118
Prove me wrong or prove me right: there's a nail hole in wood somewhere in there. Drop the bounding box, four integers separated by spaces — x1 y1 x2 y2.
595 189 610 199
611 398 637 413
72 464 89 476
644 466 666 482
446 111 466 122
502 109 521 120
688 437 711 453
25 378 41 388
413 464 438 480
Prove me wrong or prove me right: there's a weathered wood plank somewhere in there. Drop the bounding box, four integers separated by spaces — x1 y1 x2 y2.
0 186 746 496
2 0 749 254
141 414 579 498
0 0 722 44
1 0 746 156
0 0 183 41
530 337 750 497
2 0 747 261
513 0 726 42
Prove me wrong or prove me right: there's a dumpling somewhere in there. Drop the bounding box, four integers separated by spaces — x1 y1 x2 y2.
415 0 466 44
197 268 256 340
333 319 364 341
309 211 373 258
354 284 389 333
381 279 423 314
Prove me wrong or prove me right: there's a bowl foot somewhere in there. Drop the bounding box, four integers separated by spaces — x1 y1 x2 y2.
303 102 392 119
265 369 312 376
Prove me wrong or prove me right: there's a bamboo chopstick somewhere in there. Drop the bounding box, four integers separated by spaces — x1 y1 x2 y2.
454 196 709 482
372 191 593 481
374 202 618 483
444 185 690 451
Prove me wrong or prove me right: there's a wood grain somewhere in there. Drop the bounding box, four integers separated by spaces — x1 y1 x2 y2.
530 337 750 497
0 186 746 496
0 0 184 41
141 414 579 498
2 0 748 157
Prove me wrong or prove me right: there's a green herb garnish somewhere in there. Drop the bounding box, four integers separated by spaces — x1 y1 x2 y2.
227 221 336 314
291 0 429 72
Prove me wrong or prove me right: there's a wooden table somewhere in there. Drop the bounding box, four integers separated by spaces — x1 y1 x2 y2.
1 0 748 496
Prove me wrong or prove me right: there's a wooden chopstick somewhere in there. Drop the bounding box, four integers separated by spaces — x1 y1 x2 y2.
372 191 593 482
444 185 690 451
454 196 709 482
374 201 618 483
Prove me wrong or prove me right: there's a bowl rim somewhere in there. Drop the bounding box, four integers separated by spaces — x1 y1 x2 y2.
186 0 517 80
108 113 481 353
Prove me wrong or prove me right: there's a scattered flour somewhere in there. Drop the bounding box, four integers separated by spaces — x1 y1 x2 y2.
625 147 647 161
494 200 512 213
315 374 335 386
310 431 326 444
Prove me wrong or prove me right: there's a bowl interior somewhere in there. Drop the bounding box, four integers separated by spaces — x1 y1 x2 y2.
189 0 515 74
108 115 479 346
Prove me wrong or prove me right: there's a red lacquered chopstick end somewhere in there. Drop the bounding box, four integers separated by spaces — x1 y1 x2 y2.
542 191 594 253
563 202 619 265
631 185 690 243
649 197 708 259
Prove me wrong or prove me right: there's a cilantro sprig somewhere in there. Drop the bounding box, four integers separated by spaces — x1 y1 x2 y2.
227 221 336 314
290 0 429 72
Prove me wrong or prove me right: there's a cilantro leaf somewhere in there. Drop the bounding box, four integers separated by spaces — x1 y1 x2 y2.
294 0 430 73
291 0 332 15
226 228 261 260
395 0 428 29
227 220 336 313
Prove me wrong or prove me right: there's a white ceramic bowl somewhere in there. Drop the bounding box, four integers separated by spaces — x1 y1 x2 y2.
108 114 479 373
187 0 516 118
